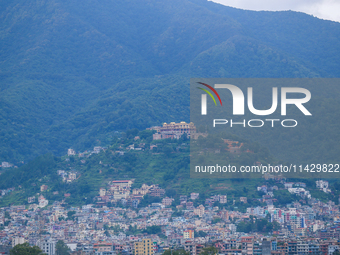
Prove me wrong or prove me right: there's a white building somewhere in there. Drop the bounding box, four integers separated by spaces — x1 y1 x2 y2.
220 195 227 204
99 188 106 197
190 193 199 200
67 148 76 156
284 182 294 189
229 224 237 233
12 237 26 247
28 196 35 203
1 162 12 168
57 170 65 175
38 195 48 208
66 243 77 252
93 146 103 153
68 172 77 181
194 205 205 217
287 188 311 199
316 180 328 189
316 180 331 193
328 245 339 255
37 239 56 255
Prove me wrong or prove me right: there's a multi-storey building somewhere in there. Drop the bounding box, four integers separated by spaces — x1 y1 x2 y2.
135 239 153 255
297 241 309 255
262 239 272 255
183 229 194 239
150 122 198 140
12 237 26 247
37 239 56 255
288 241 297 255
93 241 113 253
277 242 288 255
253 242 262 255
241 236 254 255
183 241 204 255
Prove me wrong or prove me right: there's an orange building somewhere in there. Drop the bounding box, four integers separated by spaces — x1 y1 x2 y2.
135 239 153 255
183 229 195 239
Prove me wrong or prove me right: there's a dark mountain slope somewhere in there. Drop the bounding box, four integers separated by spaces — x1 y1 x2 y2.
0 0 340 162
188 0 340 76
189 35 318 77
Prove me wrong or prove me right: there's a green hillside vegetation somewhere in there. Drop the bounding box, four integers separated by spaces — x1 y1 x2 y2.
1 130 339 208
0 0 340 162
0 131 276 207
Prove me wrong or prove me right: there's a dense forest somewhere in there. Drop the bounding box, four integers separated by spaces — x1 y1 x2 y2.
0 0 340 163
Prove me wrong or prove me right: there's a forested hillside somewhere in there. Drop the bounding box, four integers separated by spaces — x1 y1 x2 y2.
0 0 340 162
0 131 276 207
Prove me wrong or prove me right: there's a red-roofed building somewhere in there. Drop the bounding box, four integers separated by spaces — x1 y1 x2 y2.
94 242 113 252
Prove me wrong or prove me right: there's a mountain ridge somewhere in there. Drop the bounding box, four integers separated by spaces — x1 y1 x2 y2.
0 0 340 162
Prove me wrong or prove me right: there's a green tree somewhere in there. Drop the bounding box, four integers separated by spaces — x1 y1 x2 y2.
162 145 173 156
236 221 251 233
165 188 177 197
194 230 207 237
201 246 218 255
272 221 280 231
104 230 111 237
143 225 162 235
5 211 11 219
67 211 76 221
333 250 340 255
55 240 70 255
10 243 45 255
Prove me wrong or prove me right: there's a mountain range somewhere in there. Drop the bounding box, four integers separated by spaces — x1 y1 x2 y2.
1 0 340 162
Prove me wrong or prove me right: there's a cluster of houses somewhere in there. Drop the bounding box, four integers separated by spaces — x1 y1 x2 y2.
1 192 340 255
96 180 167 208
27 195 48 208
57 170 78 183
2 125 340 255
67 146 107 158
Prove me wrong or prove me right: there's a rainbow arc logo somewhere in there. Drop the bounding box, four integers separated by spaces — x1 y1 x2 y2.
197 82 222 106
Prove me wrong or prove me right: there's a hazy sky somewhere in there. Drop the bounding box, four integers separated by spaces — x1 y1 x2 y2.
210 0 340 22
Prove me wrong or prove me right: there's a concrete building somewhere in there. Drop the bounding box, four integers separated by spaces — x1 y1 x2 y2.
194 205 205 217
262 240 271 255
220 195 227 204
183 229 194 239
12 237 26 247
191 193 199 200
93 242 113 253
99 188 106 197
37 239 56 255
150 122 197 140
67 148 76 156
183 241 204 255
241 236 254 255
1 162 12 168
135 239 153 255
